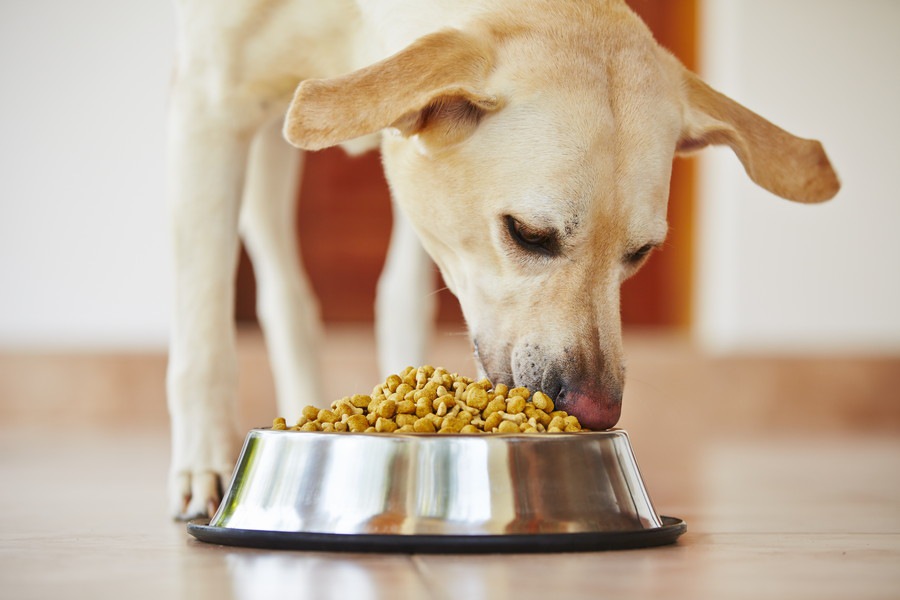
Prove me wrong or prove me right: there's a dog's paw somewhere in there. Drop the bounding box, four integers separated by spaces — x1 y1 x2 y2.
169 469 233 521
168 424 241 521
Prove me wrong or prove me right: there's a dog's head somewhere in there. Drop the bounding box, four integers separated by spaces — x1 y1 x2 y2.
284 3 839 429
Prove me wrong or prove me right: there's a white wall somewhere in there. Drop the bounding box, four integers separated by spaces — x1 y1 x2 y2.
0 0 174 349
695 0 900 353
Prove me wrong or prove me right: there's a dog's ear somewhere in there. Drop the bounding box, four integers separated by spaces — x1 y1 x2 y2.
677 70 840 203
283 28 501 151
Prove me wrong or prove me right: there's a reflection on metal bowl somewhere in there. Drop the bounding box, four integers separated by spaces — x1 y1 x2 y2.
188 429 685 552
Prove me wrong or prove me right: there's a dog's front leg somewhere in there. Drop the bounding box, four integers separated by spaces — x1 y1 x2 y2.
166 87 251 519
375 208 437 374
240 118 323 422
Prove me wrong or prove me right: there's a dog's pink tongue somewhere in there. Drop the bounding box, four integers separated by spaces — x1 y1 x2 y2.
555 386 622 431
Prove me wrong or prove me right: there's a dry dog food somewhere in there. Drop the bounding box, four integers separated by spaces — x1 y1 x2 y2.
271 365 586 434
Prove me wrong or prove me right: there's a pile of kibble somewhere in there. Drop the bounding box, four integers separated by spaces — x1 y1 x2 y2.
272 365 586 434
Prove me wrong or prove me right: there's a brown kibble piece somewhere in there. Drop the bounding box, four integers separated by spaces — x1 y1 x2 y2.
377 399 398 419
482 397 506 418
506 395 526 414
497 420 520 433
350 394 372 408
317 409 338 424
439 418 463 433
396 414 417 427
432 393 452 410
466 386 489 410
347 414 368 432
413 418 436 433
415 398 433 418
385 374 402 393
532 391 554 412
375 417 398 433
333 403 353 418
508 387 531 400
548 415 566 430
484 412 503 431
564 416 582 432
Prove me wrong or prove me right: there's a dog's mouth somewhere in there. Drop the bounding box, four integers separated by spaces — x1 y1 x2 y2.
474 342 623 431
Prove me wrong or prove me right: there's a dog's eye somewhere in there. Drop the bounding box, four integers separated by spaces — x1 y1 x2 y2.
625 243 655 264
505 215 559 256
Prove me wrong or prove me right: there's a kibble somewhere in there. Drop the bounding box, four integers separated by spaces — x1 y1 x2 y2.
273 366 588 434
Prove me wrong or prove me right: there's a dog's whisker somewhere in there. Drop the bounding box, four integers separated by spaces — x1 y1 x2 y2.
623 375 667 397
438 329 472 337
426 286 451 298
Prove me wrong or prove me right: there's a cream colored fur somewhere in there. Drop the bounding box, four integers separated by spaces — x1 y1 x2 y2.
167 0 839 518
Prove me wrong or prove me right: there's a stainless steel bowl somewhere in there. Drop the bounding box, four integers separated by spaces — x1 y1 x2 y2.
189 429 684 552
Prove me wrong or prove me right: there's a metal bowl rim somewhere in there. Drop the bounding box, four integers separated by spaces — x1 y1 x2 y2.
252 427 625 439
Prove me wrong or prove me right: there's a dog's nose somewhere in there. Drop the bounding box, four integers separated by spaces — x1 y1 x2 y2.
554 381 622 431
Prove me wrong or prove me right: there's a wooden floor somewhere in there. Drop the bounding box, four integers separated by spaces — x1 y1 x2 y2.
1 325 899 599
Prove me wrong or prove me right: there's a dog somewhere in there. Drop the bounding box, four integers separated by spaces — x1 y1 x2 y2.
166 0 839 518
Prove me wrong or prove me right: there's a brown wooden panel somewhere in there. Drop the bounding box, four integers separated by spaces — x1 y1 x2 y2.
621 0 697 328
236 149 463 323
237 0 696 328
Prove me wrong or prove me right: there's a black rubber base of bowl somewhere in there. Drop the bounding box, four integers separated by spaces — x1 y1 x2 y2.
187 516 685 554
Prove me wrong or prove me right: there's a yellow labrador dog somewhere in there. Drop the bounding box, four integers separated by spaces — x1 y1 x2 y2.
167 0 839 518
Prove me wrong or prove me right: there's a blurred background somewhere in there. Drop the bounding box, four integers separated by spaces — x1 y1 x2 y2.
1 0 898 439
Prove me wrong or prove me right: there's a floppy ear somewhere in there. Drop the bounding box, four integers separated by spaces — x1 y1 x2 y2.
283 28 501 151
677 70 840 203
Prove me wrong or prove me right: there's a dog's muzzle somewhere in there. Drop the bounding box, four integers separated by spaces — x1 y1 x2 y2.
475 338 624 430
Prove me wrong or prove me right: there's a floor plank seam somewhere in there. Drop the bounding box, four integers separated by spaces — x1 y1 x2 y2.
411 555 443 600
